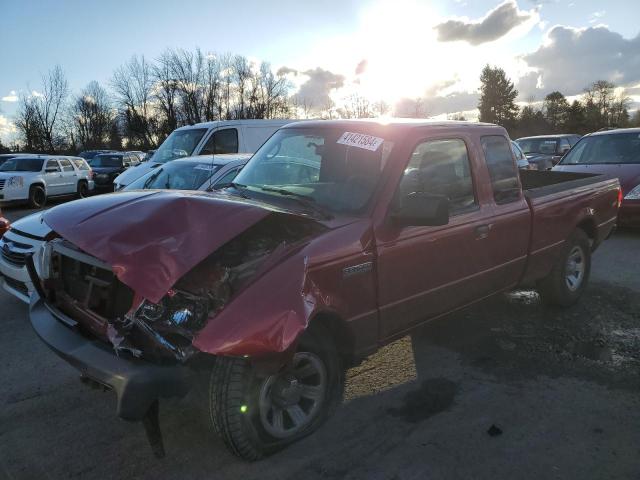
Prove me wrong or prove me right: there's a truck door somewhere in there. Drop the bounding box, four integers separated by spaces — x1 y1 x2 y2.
43 160 65 196
374 136 498 339
479 135 530 291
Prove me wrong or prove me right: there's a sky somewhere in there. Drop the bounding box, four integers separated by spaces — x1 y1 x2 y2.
1 0 640 142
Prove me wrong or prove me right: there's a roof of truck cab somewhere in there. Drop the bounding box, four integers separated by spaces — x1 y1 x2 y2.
282 118 499 130
176 119 295 130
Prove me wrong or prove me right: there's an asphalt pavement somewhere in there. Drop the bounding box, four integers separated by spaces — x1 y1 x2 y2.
0 204 638 480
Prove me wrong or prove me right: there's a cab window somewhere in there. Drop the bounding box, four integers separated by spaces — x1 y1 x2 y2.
481 135 521 204
398 138 476 215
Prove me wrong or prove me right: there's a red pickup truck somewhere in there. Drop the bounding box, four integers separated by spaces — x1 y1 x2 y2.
28 120 620 460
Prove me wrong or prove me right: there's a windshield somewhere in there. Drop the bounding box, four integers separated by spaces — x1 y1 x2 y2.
516 138 558 155
153 128 207 164
234 128 394 214
560 132 640 165
126 161 222 190
90 155 122 168
0 158 44 172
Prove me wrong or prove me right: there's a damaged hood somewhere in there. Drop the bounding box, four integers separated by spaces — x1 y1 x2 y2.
43 190 274 303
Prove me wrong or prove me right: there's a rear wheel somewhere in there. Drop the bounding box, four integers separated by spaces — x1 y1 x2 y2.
207 324 343 460
538 229 591 307
77 181 89 199
28 185 46 209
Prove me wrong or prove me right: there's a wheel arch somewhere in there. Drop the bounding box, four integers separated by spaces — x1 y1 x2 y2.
307 310 357 367
575 217 597 250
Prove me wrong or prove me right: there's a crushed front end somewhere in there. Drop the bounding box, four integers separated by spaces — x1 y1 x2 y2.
27 210 325 457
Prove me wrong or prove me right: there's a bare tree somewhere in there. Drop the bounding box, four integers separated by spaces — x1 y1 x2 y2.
111 55 156 148
153 52 180 137
15 96 44 151
31 65 69 152
70 81 114 150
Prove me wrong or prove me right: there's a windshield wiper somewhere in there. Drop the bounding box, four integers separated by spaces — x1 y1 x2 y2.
143 169 163 189
258 186 333 219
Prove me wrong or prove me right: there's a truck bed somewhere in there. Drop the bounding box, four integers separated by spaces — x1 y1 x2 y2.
520 170 606 198
519 169 620 285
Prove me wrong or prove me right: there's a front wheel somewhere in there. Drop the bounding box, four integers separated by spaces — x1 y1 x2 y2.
207 324 343 460
28 185 46 209
538 229 591 307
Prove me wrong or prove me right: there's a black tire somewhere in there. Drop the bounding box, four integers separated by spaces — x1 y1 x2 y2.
538 229 591 307
77 181 89 199
207 323 343 461
28 185 46 209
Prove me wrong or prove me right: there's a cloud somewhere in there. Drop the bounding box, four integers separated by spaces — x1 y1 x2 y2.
520 25 640 97
434 1 536 45
589 10 606 24
0 114 17 144
1 90 18 102
355 59 368 76
276 66 298 76
292 67 345 110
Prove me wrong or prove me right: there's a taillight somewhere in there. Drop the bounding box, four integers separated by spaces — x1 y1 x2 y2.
88 170 95 180
617 188 623 208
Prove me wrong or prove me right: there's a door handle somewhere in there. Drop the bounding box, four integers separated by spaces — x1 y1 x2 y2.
475 224 490 240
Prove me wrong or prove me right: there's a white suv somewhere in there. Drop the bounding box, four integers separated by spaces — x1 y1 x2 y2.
0 155 94 208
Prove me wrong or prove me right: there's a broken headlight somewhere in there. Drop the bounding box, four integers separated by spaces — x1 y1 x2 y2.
137 290 210 333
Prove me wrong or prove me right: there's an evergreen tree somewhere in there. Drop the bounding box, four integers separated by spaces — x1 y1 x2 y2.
478 65 519 131
543 91 569 132
565 100 586 134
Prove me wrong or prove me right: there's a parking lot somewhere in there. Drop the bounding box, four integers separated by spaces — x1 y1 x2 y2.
0 203 638 480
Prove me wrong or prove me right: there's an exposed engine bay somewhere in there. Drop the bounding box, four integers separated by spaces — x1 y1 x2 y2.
42 213 326 363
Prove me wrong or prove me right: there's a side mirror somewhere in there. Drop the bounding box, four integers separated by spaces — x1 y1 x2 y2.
391 192 449 227
45 167 58 173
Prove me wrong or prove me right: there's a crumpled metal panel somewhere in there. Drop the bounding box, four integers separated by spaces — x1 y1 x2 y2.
43 190 271 303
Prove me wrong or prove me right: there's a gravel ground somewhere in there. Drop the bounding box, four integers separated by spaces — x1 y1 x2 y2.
0 204 638 480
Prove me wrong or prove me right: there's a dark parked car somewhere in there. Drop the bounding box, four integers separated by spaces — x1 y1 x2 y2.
554 128 640 227
511 141 532 170
89 152 140 191
78 150 118 161
29 120 619 461
516 134 581 170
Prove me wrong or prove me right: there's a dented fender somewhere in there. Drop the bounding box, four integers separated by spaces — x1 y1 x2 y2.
193 250 327 359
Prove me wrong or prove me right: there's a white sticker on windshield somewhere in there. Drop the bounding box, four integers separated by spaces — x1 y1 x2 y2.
194 164 216 171
337 132 384 152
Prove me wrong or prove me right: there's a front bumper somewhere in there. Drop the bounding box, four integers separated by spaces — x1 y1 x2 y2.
0 233 39 303
0 185 30 202
30 298 194 420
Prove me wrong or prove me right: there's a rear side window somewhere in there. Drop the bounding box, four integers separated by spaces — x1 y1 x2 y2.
59 159 74 172
71 159 89 170
399 138 477 215
481 136 521 204
201 128 239 155
45 160 60 172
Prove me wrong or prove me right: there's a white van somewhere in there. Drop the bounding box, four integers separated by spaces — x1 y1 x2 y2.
113 119 293 190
